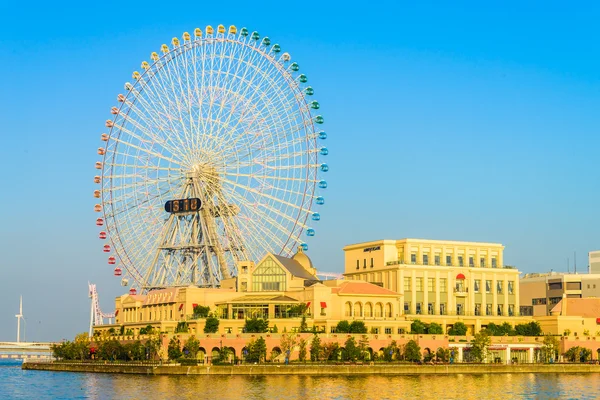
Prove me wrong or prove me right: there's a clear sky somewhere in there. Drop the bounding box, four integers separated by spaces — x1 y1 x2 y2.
0 1 599 342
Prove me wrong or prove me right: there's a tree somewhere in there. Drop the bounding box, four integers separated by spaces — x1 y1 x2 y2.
244 317 269 333
167 336 183 360
204 315 219 333
349 321 368 334
470 331 491 362
300 316 309 333
336 320 351 333
515 322 542 337
246 337 267 363
343 337 360 362
358 337 370 361
427 323 443 335
193 305 211 318
145 334 161 360
383 340 399 362
280 333 297 363
98 339 125 361
175 321 189 333
321 342 340 361
73 333 91 360
404 340 421 362
541 335 560 363
217 346 232 364
298 338 308 362
140 325 154 335
184 336 201 359
448 322 467 336
565 346 592 363
410 320 427 334
436 348 450 362
310 335 322 362
123 340 145 361
288 304 308 316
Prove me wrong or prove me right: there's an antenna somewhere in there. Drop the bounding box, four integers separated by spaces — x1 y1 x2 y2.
574 251 577 274
15 296 23 343
567 258 570 274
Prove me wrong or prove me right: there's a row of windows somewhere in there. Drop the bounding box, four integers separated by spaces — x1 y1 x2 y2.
532 298 547 305
356 258 375 269
408 254 498 268
403 278 514 294
403 302 515 316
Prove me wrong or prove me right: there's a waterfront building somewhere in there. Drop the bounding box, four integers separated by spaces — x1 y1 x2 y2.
590 251 600 274
536 297 600 338
519 272 600 317
343 239 527 333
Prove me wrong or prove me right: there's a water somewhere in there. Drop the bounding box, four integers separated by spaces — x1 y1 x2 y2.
2 361 600 399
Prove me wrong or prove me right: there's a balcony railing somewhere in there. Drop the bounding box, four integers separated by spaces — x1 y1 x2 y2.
385 259 516 270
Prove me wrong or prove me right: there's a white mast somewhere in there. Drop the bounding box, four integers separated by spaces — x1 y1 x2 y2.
15 296 23 343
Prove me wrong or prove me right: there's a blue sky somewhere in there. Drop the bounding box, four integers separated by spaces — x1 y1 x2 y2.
0 1 599 341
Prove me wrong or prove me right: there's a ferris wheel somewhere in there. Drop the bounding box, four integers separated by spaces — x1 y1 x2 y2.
93 25 328 291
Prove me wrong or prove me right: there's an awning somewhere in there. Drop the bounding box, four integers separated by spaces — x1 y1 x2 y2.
192 303 198 308
320 302 327 308
456 273 466 280
178 304 184 311
596 318 600 324
115 310 119 316
306 301 311 308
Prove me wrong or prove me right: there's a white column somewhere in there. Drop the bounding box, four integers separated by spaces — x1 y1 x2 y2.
435 271 441 315
506 347 511 365
411 271 417 314
458 347 464 362
423 270 429 314
528 348 534 363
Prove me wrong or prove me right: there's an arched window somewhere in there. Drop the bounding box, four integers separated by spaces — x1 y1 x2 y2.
345 302 353 317
364 302 373 318
375 302 383 318
385 303 393 318
354 302 363 317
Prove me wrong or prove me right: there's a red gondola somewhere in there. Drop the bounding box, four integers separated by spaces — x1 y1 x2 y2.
114 267 122 276
96 218 104 226
94 204 101 212
93 190 100 198
103 244 110 253
129 288 137 295
108 256 116 264
99 231 107 239
95 162 102 169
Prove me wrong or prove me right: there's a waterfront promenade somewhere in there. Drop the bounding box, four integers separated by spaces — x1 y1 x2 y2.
22 361 600 376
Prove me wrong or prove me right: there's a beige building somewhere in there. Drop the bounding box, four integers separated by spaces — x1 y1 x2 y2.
590 251 600 274
343 239 526 332
520 272 600 317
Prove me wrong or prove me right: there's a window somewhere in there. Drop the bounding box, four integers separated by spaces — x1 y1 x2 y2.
416 303 422 314
416 278 423 291
440 303 446 315
456 304 464 316
486 304 492 316
404 302 410 313
588 284 591 289
428 303 434 315
497 304 503 316
435 255 441 266
508 281 514 294
370 258 374 268
492 258 497 268
480 257 486 268
241 281 248 292
520 306 533 316
566 282 581 290
385 327 392 334
372 327 379 334
446 255 452 266
469 257 474 267
423 254 429 265
532 298 547 305
475 303 481 316
508 304 515 316
440 278 447 292
241 265 248 274
397 328 405 334
428 278 435 292
549 297 562 305
485 280 492 293
363 259 367 269
497 281 503 294
411 253 417 264
474 279 481 293
458 256 464 267
356 260 359 270
548 282 562 290
251 257 287 291
404 277 411 291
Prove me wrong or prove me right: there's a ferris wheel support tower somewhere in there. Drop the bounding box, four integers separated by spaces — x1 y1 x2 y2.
88 283 115 338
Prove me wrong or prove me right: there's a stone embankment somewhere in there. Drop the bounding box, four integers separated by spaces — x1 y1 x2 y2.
22 362 600 375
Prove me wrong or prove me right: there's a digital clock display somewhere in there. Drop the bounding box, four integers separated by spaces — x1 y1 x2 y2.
164 198 202 213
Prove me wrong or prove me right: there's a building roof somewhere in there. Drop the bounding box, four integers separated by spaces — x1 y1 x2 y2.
343 238 503 250
221 294 299 304
272 254 318 281
143 288 179 305
336 281 399 296
550 298 600 318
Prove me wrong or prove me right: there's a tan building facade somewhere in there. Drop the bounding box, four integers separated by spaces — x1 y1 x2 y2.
343 239 522 329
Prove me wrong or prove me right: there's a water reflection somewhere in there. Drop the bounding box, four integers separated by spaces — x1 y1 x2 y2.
5 365 600 400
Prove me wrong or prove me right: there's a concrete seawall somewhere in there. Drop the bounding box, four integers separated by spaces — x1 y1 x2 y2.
21 362 600 376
